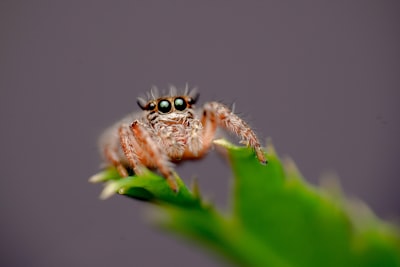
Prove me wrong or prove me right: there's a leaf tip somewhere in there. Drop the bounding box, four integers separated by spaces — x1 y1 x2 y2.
89 172 106 183
99 182 119 200
283 157 303 180
265 138 278 157
191 177 201 199
213 138 232 148
319 171 344 199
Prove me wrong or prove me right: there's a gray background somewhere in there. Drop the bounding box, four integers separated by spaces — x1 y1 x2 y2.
1 1 399 266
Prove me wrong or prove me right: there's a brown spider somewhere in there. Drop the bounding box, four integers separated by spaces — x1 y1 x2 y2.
99 85 266 192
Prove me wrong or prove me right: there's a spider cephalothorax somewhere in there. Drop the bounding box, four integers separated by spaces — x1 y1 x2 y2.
99 85 266 192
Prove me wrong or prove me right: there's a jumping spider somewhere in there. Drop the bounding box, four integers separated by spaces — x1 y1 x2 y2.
99 85 266 192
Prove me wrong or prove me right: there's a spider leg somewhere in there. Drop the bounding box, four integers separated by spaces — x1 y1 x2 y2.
203 102 267 164
102 148 130 177
196 108 217 156
181 109 217 159
127 121 179 192
100 127 129 177
118 123 144 176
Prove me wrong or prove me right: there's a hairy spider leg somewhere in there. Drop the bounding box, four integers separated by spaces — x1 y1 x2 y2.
118 124 144 176
121 120 178 192
203 102 267 164
197 107 218 155
102 133 129 177
179 108 217 159
184 119 203 157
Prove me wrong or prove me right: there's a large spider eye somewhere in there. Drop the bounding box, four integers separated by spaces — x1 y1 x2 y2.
158 99 171 113
174 97 187 111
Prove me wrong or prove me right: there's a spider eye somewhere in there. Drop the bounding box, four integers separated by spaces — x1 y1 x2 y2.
148 102 156 110
174 97 187 111
158 99 171 113
187 92 199 105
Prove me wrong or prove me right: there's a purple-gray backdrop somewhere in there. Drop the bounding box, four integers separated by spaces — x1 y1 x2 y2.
1 1 399 266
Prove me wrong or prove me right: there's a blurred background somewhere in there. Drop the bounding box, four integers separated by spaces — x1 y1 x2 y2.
1 1 399 266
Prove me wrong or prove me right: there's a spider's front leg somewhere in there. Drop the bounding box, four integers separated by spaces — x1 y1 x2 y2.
202 102 267 164
118 123 144 176
100 125 130 178
119 121 179 192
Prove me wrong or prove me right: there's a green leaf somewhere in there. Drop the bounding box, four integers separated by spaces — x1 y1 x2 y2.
90 139 400 267
90 167 201 208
